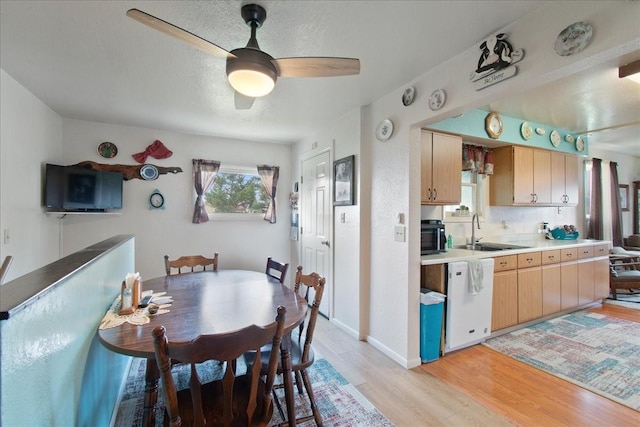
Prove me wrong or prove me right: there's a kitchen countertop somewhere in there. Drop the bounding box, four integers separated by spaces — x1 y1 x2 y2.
420 239 610 265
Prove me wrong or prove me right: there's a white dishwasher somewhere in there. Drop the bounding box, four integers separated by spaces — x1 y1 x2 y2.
445 259 494 353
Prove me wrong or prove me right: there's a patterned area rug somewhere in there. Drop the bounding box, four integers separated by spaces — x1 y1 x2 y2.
607 289 640 305
483 311 640 411
114 357 393 426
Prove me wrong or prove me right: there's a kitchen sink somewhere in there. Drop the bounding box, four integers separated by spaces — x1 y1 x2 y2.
454 242 530 251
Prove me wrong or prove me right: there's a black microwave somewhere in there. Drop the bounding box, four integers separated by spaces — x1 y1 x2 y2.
421 219 446 255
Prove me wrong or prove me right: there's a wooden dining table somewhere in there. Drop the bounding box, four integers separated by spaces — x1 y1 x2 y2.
98 270 308 427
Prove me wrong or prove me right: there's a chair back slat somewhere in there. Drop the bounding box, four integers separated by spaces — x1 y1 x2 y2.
293 266 326 363
265 257 289 284
153 306 286 427
165 253 219 276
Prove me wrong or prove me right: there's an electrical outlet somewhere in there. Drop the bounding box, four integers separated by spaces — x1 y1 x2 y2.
394 225 406 242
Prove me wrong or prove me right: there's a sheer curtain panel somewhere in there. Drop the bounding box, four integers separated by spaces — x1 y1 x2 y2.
257 165 279 224
192 159 220 224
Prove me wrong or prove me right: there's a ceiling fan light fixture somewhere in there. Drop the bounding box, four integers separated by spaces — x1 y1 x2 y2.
228 68 275 97
227 48 277 97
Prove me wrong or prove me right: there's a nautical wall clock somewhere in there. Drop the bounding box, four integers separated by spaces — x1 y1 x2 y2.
149 189 165 210
485 112 503 139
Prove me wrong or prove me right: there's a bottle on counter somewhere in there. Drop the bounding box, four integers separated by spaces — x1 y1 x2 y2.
447 234 453 249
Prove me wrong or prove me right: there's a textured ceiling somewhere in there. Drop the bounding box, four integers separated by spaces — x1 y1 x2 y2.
1 1 639 155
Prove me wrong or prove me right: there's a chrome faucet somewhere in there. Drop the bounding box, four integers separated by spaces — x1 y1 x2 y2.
471 213 481 250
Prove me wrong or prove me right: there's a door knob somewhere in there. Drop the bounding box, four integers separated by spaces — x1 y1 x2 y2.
320 240 330 247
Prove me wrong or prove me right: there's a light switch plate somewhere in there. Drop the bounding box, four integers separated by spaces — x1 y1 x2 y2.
394 225 406 242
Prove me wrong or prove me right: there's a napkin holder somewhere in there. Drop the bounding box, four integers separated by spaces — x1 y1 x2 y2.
118 281 135 316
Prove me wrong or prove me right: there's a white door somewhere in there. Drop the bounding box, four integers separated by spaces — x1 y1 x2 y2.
300 150 332 317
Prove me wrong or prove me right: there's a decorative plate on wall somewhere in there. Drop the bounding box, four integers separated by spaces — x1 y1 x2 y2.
549 130 561 147
428 89 446 111
520 122 533 140
565 134 575 143
576 136 585 152
97 141 118 158
140 164 159 180
554 22 593 56
375 118 394 142
402 86 415 106
535 127 546 135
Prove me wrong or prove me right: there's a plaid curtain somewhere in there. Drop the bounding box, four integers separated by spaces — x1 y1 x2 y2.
257 165 279 224
192 159 220 224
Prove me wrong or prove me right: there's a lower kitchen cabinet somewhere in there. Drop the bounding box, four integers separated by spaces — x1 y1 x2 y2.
492 269 518 331
518 266 543 322
560 261 578 309
578 258 595 305
542 264 561 316
594 257 611 299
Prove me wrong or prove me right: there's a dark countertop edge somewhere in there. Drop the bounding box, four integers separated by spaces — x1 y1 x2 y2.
420 239 611 265
0 235 134 320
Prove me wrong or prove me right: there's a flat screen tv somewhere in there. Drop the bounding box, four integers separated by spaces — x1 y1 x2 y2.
44 163 123 212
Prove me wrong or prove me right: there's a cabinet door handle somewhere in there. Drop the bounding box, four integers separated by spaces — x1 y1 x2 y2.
433 189 438 200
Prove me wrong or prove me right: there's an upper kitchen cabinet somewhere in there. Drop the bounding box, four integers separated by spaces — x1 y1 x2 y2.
421 131 462 205
550 152 579 206
490 145 551 206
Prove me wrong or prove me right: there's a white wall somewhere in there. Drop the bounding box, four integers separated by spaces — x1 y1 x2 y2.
0 69 62 282
60 118 293 281
298 1 640 368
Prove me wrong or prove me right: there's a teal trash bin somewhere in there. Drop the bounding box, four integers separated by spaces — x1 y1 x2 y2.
420 290 445 363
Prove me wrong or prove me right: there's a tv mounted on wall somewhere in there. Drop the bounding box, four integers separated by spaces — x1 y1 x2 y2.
43 163 123 212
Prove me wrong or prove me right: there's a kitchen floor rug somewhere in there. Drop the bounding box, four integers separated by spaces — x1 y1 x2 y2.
483 310 640 411
114 357 394 426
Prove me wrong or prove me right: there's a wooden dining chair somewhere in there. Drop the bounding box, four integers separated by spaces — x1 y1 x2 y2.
0 255 14 285
249 266 325 426
153 305 286 427
609 255 640 300
164 253 219 275
265 257 289 284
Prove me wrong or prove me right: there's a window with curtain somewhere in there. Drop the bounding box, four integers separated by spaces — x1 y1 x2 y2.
202 164 270 221
444 170 485 220
192 159 220 224
257 165 279 224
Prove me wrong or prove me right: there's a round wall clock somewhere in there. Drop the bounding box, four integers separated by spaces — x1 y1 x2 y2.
149 189 165 210
485 112 503 139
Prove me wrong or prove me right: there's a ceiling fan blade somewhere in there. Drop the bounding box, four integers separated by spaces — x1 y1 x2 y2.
272 57 360 78
126 9 234 59
234 91 256 110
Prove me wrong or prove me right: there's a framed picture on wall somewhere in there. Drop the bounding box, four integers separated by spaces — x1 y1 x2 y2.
333 155 355 206
619 184 629 211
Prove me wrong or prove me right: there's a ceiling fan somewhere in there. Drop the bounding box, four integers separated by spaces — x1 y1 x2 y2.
127 4 361 109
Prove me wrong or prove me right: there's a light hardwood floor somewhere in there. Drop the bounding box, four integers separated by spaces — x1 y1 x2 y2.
313 303 640 426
